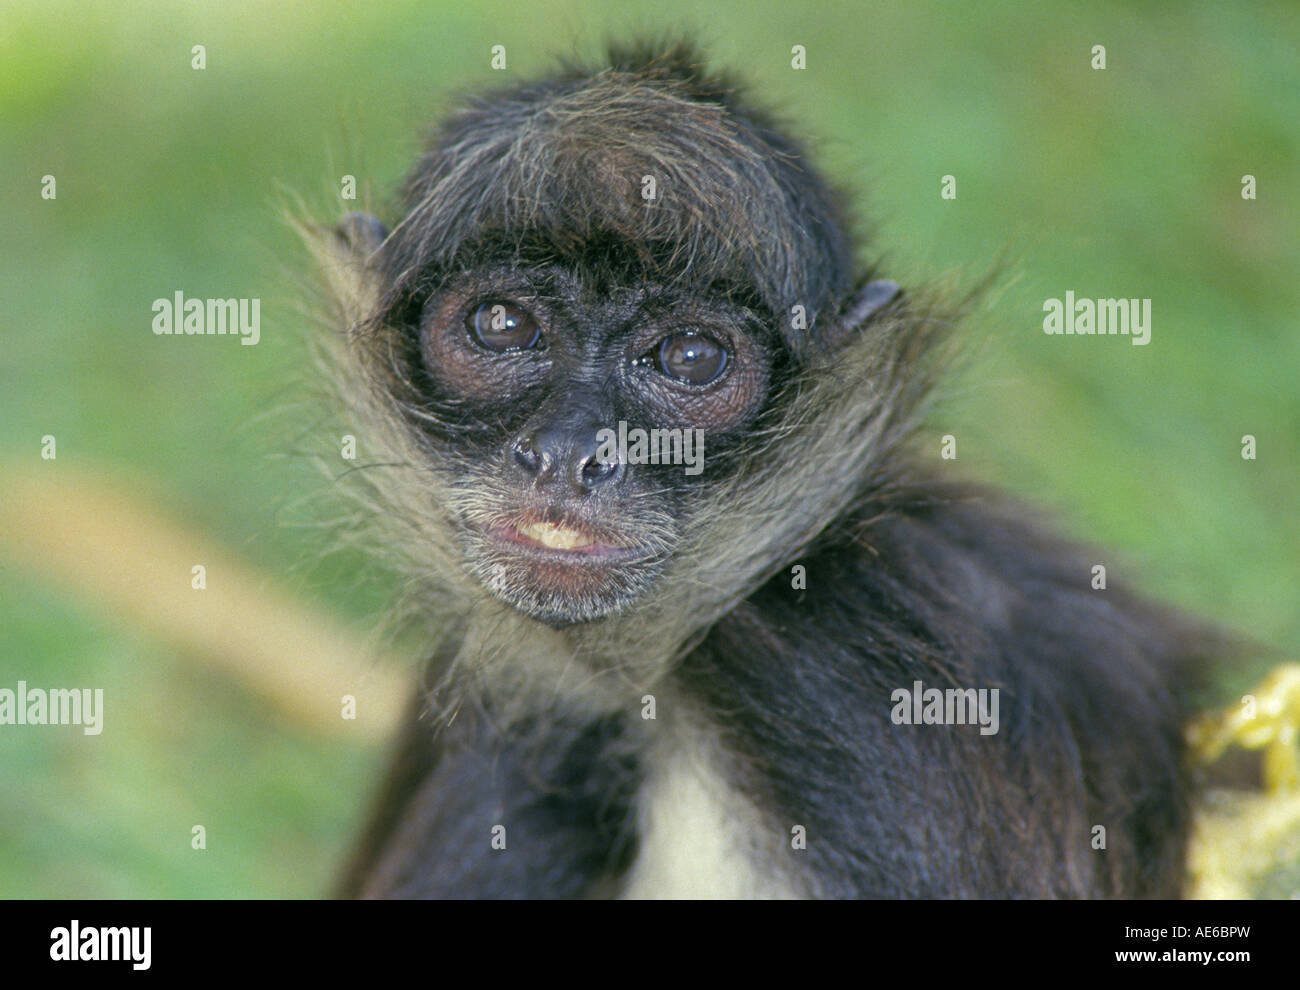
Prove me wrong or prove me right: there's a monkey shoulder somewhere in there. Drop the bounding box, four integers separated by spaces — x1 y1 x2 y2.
669 486 1207 896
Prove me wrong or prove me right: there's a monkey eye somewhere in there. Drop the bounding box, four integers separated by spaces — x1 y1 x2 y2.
645 333 728 386
467 301 540 351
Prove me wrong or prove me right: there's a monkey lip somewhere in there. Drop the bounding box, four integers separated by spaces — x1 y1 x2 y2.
515 521 596 551
488 520 639 561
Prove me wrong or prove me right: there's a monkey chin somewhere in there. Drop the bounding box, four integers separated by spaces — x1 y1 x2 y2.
470 525 663 627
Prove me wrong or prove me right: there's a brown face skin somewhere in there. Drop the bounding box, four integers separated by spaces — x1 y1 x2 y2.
413 264 775 625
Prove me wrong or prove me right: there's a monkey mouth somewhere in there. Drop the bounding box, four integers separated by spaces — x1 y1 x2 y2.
468 512 670 625
488 520 640 561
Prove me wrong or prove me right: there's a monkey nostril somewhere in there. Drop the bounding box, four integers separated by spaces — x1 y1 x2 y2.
579 453 620 489
512 437 542 474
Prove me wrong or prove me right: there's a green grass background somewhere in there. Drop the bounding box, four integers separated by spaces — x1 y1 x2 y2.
1 0 1297 897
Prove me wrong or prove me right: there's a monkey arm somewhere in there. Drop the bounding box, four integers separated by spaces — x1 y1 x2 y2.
336 667 642 899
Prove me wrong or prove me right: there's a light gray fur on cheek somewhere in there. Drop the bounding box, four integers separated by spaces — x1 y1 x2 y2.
309 208 929 698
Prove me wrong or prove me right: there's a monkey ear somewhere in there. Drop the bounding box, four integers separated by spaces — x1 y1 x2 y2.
334 212 389 254
303 211 390 328
811 279 902 353
822 279 902 349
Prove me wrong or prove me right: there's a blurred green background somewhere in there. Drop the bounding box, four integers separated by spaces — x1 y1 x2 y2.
1 0 1296 897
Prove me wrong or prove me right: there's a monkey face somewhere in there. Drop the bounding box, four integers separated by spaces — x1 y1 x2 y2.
410 264 774 626
317 61 907 628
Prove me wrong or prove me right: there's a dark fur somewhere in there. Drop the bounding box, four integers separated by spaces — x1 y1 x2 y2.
311 41 1219 899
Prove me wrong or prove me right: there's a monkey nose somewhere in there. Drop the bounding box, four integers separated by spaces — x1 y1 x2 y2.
510 431 622 493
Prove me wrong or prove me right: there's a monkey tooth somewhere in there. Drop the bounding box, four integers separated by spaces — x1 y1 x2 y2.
516 521 593 551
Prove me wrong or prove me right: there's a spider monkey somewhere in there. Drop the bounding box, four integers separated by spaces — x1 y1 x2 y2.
305 40 1221 898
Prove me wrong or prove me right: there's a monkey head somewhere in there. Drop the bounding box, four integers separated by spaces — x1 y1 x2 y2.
312 44 919 631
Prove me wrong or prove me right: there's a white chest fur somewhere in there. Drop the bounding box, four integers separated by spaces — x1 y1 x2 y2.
618 736 804 899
